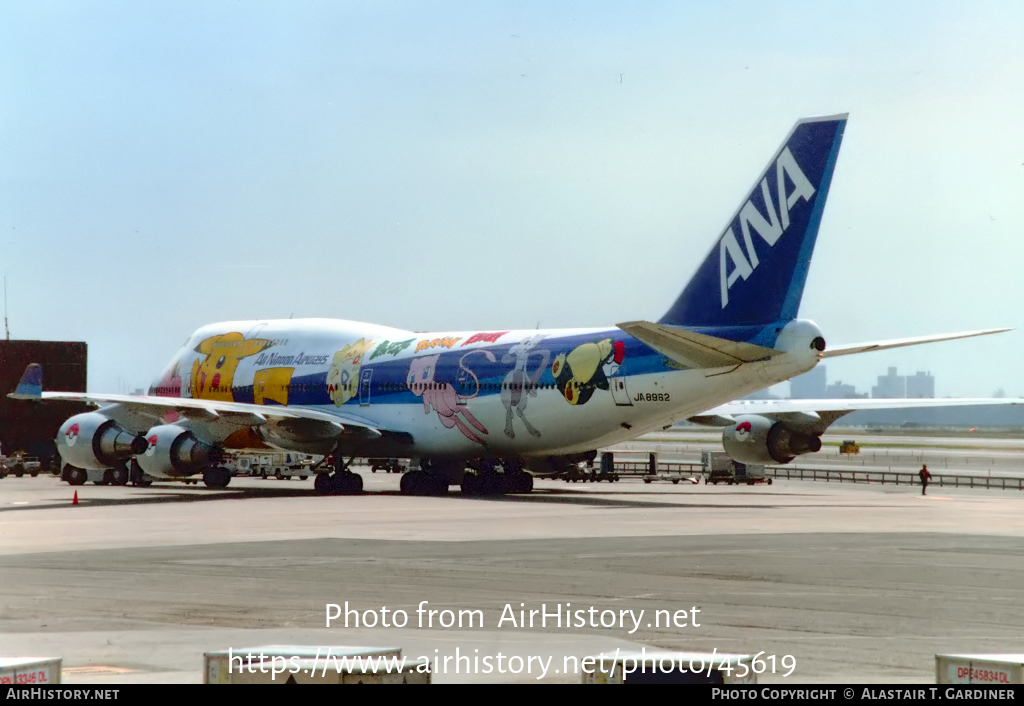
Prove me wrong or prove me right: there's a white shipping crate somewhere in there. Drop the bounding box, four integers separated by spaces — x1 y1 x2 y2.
204 645 410 685
0 657 62 685
936 654 1024 685
581 651 755 685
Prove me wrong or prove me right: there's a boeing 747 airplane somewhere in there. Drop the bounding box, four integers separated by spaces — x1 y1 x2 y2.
11 115 1020 495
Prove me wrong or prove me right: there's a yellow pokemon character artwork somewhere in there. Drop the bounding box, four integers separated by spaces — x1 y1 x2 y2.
190 333 273 402
326 338 375 406
551 338 625 406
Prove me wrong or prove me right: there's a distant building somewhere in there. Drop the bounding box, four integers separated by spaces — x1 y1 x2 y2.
825 380 866 399
905 371 935 398
790 365 826 399
872 367 906 399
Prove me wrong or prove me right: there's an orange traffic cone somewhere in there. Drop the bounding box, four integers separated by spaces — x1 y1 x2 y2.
72 491 78 505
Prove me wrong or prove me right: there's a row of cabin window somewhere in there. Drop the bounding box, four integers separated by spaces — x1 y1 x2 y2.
162 381 567 396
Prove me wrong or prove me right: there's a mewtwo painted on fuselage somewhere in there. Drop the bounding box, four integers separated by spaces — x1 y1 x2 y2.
11 114 1020 495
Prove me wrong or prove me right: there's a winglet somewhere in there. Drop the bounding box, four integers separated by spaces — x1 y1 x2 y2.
8 363 43 400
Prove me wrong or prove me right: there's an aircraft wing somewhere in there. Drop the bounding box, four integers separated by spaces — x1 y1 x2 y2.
821 328 1011 358
690 397 1024 431
19 387 388 441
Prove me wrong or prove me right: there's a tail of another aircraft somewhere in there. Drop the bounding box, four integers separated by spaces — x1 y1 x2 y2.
9 363 42 400
659 115 847 342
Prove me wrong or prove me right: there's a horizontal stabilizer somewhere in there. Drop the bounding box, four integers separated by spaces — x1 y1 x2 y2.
705 396 1024 417
8 364 43 400
617 320 782 369
822 328 1011 359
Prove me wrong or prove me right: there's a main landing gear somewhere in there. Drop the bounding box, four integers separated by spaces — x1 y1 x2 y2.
313 453 364 496
399 471 448 496
460 469 533 496
202 466 232 489
396 459 534 497
314 472 364 495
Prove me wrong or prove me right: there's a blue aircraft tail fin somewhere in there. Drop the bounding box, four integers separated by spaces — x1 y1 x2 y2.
9 363 42 400
659 115 847 336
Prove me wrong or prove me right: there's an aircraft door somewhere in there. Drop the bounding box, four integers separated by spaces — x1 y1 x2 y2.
455 367 469 405
611 376 633 406
359 368 373 406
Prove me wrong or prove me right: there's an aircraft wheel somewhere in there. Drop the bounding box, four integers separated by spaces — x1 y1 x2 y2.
275 471 284 480
399 471 418 494
461 472 483 496
314 473 333 495
507 471 533 494
478 473 505 496
96 470 112 485
66 468 87 485
672 479 680 485
335 473 363 495
203 467 231 489
110 466 129 486
422 474 447 496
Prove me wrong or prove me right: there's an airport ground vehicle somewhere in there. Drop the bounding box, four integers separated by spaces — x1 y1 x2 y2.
369 458 406 473
228 452 313 480
0 454 41 478
702 451 771 486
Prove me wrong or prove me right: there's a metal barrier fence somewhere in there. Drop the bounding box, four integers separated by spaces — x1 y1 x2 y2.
763 466 1024 491
611 462 703 476
604 460 1024 491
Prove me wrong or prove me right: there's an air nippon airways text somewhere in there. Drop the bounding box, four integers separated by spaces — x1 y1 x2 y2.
719 146 815 308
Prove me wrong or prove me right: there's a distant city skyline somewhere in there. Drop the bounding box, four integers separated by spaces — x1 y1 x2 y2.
789 364 947 400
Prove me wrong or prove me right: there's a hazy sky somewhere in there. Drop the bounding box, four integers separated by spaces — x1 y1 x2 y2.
2 1 1022 397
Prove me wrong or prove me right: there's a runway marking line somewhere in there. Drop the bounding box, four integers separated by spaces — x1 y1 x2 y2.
63 666 137 675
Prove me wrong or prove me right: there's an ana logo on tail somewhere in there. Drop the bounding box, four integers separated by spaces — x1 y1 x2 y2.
719 147 816 308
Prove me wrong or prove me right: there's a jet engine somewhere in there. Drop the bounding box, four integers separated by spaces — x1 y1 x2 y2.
721 415 822 465
56 413 147 470
136 424 222 478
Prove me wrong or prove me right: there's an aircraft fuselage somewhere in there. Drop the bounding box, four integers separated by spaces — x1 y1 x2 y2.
148 317 823 460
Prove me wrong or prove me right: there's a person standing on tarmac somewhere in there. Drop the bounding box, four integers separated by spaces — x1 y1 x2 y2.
919 464 932 495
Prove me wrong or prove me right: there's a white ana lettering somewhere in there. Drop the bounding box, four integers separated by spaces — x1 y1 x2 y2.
776 146 815 230
719 227 754 308
739 177 783 266
719 146 816 308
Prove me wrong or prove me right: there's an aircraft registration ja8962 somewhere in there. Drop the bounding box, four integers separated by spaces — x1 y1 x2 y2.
11 115 1019 495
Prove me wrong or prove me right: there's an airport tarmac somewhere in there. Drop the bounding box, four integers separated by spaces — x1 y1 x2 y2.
2 468 1024 684
611 429 1024 475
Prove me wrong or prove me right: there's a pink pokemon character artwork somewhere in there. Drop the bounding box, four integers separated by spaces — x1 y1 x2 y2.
407 354 489 445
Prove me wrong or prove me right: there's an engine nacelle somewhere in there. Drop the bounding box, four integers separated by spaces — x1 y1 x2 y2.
136 424 222 478
722 415 822 465
56 413 147 470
